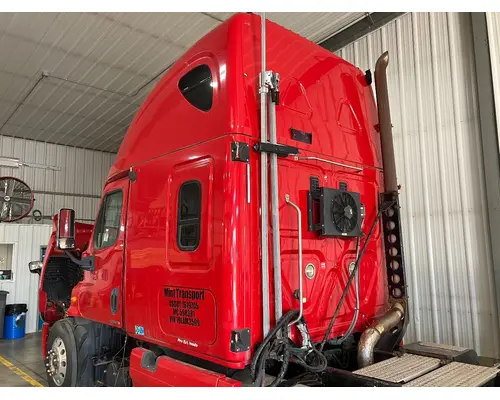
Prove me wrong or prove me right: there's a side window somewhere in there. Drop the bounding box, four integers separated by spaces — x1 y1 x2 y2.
94 191 123 250
177 181 201 251
178 64 213 112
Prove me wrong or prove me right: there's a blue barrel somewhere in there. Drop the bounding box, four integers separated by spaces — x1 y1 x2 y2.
3 304 27 340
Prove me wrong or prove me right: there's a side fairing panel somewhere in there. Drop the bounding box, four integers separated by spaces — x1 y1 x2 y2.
124 135 253 368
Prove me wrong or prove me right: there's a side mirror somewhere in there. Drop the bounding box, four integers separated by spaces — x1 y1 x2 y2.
57 208 75 250
29 261 42 275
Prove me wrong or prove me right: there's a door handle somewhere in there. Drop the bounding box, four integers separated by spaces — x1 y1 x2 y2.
110 288 119 315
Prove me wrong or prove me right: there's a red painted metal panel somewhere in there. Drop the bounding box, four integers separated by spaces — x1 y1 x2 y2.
129 348 241 387
123 135 250 369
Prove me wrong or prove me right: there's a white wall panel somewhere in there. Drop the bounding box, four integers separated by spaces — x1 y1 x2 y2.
0 224 52 334
486 13 500 152
337 12 500 357
0 135 115 222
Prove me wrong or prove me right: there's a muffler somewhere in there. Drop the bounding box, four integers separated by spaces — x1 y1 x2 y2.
357 302 405 368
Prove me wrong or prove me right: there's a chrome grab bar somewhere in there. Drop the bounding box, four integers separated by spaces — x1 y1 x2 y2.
285 194 303 327
293 156 363 172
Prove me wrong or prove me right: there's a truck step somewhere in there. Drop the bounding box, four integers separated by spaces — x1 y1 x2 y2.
401 341 479 364
403 361 499 387
353 351 500 387
353 353 441 383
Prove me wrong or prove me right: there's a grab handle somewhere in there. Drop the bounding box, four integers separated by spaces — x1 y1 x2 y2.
285 194 303 327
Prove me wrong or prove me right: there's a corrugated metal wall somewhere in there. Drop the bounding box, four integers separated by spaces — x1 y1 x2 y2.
0 224 52 334
337 12 500 358
0 135 115 223
486 13 500 149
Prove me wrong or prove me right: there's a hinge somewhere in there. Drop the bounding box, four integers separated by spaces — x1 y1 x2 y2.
129 169 137 182
230 329 250 352
231 142 250 162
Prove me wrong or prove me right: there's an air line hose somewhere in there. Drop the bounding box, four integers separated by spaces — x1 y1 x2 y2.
318 201 395 352
251 311 328 386
251 310 298 386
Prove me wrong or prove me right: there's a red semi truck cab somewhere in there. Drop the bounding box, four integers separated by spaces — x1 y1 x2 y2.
30 12 499 388
32 12 404 386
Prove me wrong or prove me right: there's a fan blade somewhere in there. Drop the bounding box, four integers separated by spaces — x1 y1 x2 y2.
0 200 10 220
1 180 7 197
334 213 344 225
6 180 15 197
8 196 32 205
1 203 12 221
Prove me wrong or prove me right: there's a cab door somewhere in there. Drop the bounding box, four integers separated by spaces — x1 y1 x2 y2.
77 176 129 329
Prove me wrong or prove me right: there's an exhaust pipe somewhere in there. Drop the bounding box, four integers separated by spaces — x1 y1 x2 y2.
374 51 398 193
357 52 406 369
357 302 405 368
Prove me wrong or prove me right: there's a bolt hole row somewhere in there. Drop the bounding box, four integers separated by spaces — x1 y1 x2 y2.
385 207 403 299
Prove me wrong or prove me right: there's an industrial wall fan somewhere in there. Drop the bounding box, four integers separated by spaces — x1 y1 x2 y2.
0 177 34 222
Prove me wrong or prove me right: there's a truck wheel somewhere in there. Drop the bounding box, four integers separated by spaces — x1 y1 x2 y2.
45 318 94 387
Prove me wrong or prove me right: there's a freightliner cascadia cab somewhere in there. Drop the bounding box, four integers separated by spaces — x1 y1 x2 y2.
31 13 496 388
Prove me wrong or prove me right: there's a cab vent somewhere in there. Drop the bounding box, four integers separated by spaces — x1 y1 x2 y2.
310 176 320 194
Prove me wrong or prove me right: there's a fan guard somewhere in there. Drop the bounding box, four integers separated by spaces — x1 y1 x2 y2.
330 191 358 234
0 176 34 222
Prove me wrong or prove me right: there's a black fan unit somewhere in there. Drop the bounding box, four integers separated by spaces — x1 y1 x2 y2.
331 191 359 234
308 186 362 238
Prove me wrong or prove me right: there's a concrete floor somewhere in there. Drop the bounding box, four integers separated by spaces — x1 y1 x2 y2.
0 332 47 387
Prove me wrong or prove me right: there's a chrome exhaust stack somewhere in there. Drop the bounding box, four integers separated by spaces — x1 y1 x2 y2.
356 51 407 368
374 51 398 194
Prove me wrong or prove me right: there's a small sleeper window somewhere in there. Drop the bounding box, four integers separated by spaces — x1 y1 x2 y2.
177 181 201 251
178 64 213 112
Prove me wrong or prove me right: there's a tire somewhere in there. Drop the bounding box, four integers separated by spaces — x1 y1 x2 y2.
45 318 95 387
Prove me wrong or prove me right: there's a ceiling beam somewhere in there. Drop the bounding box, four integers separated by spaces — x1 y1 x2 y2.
319 12 406 52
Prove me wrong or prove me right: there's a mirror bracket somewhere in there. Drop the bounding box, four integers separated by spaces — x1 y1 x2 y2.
64 250 94 272
28 261 42 275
